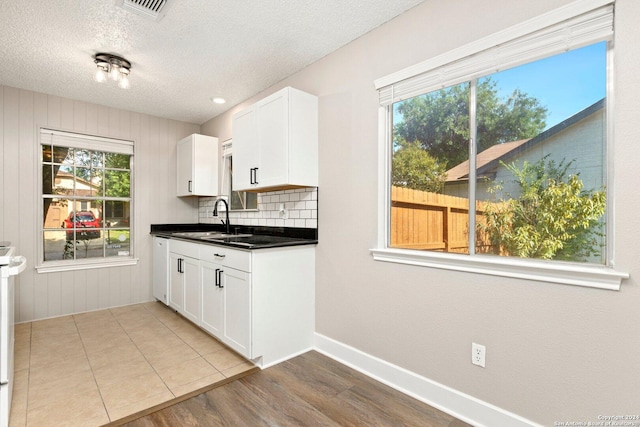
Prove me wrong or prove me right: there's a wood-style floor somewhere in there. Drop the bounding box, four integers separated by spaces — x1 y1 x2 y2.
122 351 471 427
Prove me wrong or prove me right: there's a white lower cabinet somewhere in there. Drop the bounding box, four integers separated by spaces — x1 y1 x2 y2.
221 267 251 357
165 238 314 368
199 245 253 359
201 259 252 357
200 260 223 337
169 240 201 325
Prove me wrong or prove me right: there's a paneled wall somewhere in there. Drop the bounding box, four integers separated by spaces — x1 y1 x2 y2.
0 85 200 322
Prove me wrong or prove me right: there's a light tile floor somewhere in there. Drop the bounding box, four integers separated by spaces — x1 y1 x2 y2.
9 301 256 426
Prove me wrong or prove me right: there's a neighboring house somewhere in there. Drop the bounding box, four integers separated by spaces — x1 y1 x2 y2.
43 171 101 229
444 98 606 200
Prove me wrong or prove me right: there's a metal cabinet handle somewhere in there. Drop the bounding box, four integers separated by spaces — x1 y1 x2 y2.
177 258 183 273
215 268 220 287
214 253 226 258
216 268 224 289
249 167 259 185
188 180 192 192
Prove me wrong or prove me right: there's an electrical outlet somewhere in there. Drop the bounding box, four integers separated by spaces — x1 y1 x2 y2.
472 342 486 367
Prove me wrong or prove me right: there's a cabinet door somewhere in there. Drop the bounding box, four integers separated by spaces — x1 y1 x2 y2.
222 267 252 358
176 137 194 196
256 90 289 188
201 260 223 337
152 237 168 305
181 256 201 325
232 107 258 191
168 252 184 311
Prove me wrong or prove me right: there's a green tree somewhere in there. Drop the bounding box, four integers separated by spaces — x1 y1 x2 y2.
479 156 606 261
101 153 131 197
392 141 447 192
394 78 548 169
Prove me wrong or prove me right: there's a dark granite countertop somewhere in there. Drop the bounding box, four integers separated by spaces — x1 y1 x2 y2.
150 223 318 250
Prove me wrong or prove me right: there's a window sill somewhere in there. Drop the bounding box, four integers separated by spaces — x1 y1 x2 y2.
370 248 628 291
36 257 139 274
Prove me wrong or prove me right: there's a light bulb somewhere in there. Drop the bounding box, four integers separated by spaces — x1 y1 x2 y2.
94 66 107 83
118 74 130 89
109 63 120 81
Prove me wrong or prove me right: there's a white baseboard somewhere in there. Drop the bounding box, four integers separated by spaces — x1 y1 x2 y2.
314 333 540 427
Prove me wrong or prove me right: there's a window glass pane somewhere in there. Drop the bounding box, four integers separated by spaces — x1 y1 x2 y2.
104 201 129 228
391 82 470 254
43 198 66 229
57 147 74 165
42 165 54 195
62 200 103 240
106 230 130 258
91 169 103 197
74 166 94 196
49 166 75 196
475 43 607 263
68 236 105 260
104 170 130 197
42 145 53 163
75 149 92 167
105 153 130 169
91 151 103 168
43 230 69 261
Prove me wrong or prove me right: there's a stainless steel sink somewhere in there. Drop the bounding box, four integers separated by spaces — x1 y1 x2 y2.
200 234 253 241
172 231 253 240
171 231 226 238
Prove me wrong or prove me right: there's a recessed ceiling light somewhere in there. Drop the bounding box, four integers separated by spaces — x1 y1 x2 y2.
211 97 226 104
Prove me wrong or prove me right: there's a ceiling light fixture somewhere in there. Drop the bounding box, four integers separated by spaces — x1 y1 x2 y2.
94 53 131 89
211 97 226 104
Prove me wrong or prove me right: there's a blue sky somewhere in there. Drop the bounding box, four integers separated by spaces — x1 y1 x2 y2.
484 41 607 129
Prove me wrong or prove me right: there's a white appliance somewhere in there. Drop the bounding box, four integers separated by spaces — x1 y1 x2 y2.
0 246 26 427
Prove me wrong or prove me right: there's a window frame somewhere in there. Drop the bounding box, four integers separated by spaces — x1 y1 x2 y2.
371 0 628 290
36 128 138 273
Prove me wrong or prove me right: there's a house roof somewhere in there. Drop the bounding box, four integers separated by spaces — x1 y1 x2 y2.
445 139 529 182
445 98 605 182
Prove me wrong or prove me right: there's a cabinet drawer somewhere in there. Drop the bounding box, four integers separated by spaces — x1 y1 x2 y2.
169 239 201 259
200 245 251 272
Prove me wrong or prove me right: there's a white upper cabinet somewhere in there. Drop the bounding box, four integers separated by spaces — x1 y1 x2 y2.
177 133 219 197
232 87 318 192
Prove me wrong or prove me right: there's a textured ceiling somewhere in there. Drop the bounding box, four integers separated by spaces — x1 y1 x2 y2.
0 0 424 125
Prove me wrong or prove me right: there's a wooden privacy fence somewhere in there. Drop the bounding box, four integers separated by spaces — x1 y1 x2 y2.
390 186 494 254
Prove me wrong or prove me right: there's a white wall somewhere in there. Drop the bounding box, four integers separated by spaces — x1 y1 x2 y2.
201 0 640 425
0 86 200 322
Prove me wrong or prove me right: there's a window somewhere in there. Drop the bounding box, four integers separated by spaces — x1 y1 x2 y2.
221 140 257 211
39 128 135 271
373 1 628 289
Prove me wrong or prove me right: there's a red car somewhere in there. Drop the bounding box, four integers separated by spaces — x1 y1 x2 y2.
63 211 101 240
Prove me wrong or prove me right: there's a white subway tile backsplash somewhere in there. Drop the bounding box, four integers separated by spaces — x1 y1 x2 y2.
199 187 318 229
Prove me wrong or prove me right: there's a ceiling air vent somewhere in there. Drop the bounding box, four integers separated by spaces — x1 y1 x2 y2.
116 0 169 21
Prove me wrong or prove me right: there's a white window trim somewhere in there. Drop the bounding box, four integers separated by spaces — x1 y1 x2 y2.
36 127 138 272
371 0 629 291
